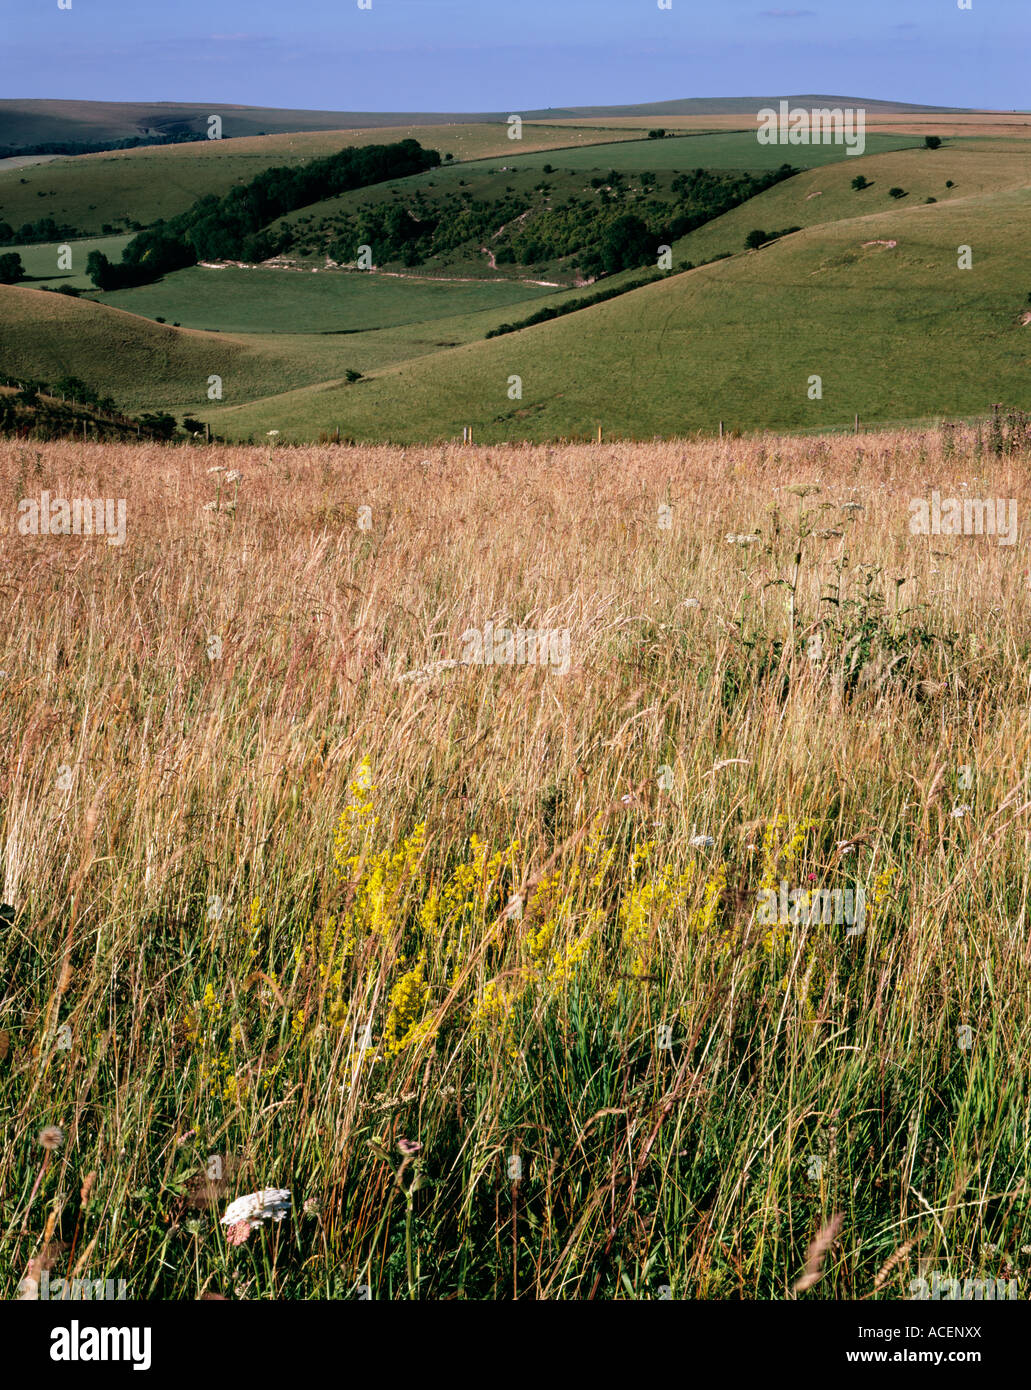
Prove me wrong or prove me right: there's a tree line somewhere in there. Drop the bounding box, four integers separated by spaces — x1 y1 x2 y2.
85 140 441 290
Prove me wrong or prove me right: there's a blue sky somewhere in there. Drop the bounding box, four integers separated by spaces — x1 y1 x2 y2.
4 0 1026 111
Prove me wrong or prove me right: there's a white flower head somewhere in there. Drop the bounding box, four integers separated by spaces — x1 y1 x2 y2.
950 805 972 819
266 430 280 437
220 1188 292 1228
689 834 715 849
206 466 227 475
225 470 242 484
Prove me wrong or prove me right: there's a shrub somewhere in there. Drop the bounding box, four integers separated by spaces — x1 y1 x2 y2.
851 175 870 190
924 136 942 150
888 187 907 199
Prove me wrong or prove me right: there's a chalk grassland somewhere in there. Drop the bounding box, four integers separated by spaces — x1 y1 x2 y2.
4 140 1030 433
205 183 1031 441
543 112 1031 139
0 284 571 413
86 267 559 335
11 235 132 290
668 140 1031 266
3 429 1031 1298
451 131 922 173
15 138 1027 303
0 124 642 237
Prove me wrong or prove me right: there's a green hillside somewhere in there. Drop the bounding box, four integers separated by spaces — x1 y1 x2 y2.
12 233 132 288
456 131 922 174
202 186 1031 441
0 285 314 412
669 140 1031 265
88 266 557 334
0 125 639 237
0 280 592 411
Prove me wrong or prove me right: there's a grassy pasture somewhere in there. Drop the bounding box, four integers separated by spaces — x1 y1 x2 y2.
10 234 132 289
204 185 1031 442
4 428 1031 1298
540 111 1031 139
0 285 317 413
87 267 557 335
668 141 1031 267
0 125 641 238
0 283 581 413
458 131 923 173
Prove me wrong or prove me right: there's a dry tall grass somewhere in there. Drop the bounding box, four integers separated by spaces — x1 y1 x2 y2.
3 425 1031 1299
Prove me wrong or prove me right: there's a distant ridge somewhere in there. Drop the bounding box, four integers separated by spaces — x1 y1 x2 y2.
0 94 985 150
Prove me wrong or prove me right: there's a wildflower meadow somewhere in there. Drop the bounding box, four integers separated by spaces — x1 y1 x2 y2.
3 423 1031 1301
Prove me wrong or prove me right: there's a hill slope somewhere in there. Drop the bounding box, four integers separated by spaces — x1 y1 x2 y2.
0 285 320 412
203 186 1031 441
0 95 977 149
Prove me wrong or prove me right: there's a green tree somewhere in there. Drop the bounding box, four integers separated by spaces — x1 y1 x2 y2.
599 214 652 274
924 136 942 150
85 250 114 289
851 174 870 190
744 229 767 249
0 252 24 283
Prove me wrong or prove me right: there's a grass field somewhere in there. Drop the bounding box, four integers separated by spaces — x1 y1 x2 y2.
89 267 558 335
0 124 641 238
0 283 584 413
10 234 132 289
5 426 1031 1298
3 115 1029 444
202 181 1031 442
458 131 923 173
667 141 1031 266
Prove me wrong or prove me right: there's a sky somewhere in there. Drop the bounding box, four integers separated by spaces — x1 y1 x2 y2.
2 0 1027 113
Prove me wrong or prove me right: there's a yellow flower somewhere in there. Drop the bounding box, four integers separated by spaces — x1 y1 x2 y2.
547 922 596 987
687 861 727 936
470 975 525 1058
383 954 432 1055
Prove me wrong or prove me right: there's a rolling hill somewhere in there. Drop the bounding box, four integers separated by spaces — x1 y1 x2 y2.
0 125 641 237
0 95 981 151
200 184 1031 441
